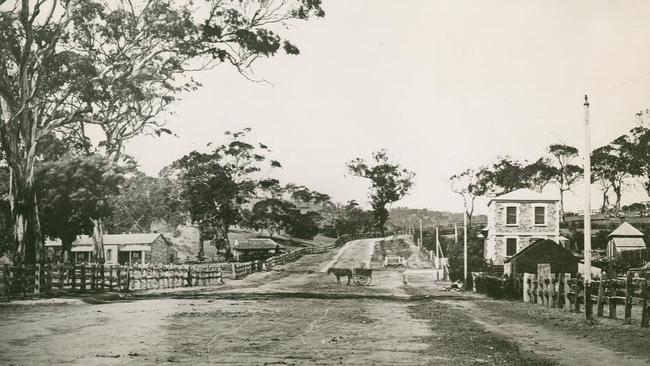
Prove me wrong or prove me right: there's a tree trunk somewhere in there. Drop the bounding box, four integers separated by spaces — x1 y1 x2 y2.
10 167 42 265
62 234 75 265
91 218 105 264
197 229 205 261
601 189 610 213
613 185 622 212
560 188 564 222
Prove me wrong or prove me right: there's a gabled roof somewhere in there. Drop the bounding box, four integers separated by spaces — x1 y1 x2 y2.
609 222 644 237
488 188 560 205
234 238 279 250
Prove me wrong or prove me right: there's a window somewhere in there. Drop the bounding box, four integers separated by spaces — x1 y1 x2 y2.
106 249 112 262
506 206 518 225
534 206 546 225
131 251 142 265
506 238 517 256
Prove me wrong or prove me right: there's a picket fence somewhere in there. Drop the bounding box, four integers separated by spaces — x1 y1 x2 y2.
0 248 311 300
473 266 650 328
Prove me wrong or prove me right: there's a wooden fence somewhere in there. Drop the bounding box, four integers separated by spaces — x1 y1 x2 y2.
0 247 312 299
473 266 650 328
0 262 224 299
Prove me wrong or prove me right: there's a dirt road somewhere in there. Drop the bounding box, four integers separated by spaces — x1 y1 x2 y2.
1 238 648 365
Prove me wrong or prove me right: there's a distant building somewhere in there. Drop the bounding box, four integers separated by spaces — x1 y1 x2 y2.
484 188 561 265
45 233 177 265
231 238 284 262
606 222 647 259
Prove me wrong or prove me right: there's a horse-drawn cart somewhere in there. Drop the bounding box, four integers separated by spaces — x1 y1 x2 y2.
352 267 372 286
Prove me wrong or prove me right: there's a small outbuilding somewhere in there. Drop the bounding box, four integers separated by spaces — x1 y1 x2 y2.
504 239 578 275
231 238 284 262
606 222 647 259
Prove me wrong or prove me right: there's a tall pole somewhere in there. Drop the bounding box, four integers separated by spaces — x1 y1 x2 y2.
436 226 441 268
583 94 593 320
419 219 423 247
463 211 468 287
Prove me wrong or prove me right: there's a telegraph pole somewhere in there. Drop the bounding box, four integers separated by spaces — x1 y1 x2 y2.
463 211 468 288
583 95 594 320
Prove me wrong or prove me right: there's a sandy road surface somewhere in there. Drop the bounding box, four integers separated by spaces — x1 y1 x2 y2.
1 239 649 365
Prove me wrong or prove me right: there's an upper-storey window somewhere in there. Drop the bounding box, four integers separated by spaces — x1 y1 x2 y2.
506 206 518 225
534 206 546 225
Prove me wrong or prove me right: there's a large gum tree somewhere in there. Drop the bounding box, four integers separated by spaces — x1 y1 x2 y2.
0 0 324 264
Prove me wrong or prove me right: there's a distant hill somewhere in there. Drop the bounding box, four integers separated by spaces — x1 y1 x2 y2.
388 207 486 228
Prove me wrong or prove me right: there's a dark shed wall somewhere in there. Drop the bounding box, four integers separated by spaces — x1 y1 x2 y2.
510 240 578 274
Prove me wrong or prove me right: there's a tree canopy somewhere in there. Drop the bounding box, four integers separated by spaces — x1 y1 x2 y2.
347 150 415 235
0 0 324 263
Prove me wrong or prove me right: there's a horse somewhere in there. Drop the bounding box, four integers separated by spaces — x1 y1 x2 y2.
327 267 353 285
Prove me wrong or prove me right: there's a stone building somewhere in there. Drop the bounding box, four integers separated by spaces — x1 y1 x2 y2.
484 188 561 265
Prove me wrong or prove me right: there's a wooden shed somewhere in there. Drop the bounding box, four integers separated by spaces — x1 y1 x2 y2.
231 238 284 262
606 222 647 259
504 239 578 274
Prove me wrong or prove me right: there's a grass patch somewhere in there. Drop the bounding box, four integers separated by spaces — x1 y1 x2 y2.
408 300 558 365
477 300 650 360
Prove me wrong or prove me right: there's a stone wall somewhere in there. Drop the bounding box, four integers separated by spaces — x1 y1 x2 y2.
145 236 176 264
486 200 560 265
491 201 559 235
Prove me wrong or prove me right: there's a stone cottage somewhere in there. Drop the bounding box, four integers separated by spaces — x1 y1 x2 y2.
484 188 561 265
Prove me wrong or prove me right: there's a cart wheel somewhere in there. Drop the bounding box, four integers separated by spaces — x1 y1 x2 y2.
355 275 371 286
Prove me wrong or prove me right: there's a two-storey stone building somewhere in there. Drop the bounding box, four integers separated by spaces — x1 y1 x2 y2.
484 188 561 265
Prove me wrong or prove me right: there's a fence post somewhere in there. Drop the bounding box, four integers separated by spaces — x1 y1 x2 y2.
557 273 565 309
187 266 193 287
574 279 581 313
100 265 106 292
624 271 633 325
34 263 41 295
231 263 236 280
108 266 113 291
3 264 10 301
116 267 122 291
19 264 26 297
608 277 617 319
59 265 65 295
90 264 96 291
71 264 76 291
641 273 649 328
549 274 557 308
596 273 606 317
80 264 87 293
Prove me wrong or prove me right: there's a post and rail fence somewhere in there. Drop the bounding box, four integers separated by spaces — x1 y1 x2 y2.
473 265 650 328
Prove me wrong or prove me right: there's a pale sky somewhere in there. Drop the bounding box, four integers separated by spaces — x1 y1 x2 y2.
126 0 650 214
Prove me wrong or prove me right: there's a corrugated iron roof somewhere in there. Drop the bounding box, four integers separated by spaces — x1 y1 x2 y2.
234 238 279 250
611 237 646 249
609 222 644 237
